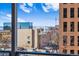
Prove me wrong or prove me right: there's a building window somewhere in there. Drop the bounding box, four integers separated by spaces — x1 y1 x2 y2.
63 22 67 32
70 22 74 32
27 36 30 39
78 8 79 17
78 22 79 32
63 49 67 54
27 41 30 44
70 8 74 18
63 3 67 4
63 36 67 46
70 36 74 46
78 36 79 46
63 8 67 18
70 3 74 4
78 50 79 54
70 50 74 54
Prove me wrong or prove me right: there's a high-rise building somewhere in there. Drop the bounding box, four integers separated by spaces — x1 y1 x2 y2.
59 3 79 55
3 22 33 30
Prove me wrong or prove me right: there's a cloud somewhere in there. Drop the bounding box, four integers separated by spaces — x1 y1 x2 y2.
50 3 59 11
42 3 59 12
6 13 25 22
18 18 26 22
20 3 32 13
0 12 11 20
6 14 11 18
42 5 49 12
5 14 11 21
27 3 33 7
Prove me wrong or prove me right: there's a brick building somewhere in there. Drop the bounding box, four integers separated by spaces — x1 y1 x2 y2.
59 3 79 55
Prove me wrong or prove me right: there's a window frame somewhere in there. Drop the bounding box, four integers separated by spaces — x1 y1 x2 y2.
70 8 74 18
70 36 74 46
63 8 67 18
70 50 74 54
70 22 74 32
63 22 67 32
63 35 67 46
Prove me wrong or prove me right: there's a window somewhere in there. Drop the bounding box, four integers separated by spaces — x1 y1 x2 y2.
27 41 30 44
78 36 79 46
63 8 67 18
70 50 74 54
70 8 74 18
70 22 74 32
78 8 79 17
70 36 74 46
63 22 67 32
63 3 67 4
27 36 30 39
63 36 67 46
78 22 79 32
78 50 79 54
70 3 74 4
63 49 67 54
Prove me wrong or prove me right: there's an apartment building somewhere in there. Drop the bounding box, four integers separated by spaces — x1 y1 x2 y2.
39 26 59 49
17 29 33 49
59 3 79 55
17 28 40 49
0 30 11 48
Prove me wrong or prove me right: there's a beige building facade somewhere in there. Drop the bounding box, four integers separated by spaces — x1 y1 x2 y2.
17 28 40 49
17 29 33 49
33 29 40 49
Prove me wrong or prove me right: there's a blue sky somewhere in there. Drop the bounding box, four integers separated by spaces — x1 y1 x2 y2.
0 3 59 27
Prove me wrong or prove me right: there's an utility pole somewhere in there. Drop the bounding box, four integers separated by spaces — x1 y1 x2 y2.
11 3 17 56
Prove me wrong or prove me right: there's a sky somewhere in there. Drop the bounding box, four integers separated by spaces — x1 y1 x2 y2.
0 3 59 27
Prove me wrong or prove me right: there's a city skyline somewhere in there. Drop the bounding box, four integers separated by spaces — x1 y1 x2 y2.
0 3 59 27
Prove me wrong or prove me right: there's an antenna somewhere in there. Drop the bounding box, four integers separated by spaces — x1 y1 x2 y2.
55 17 57 26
